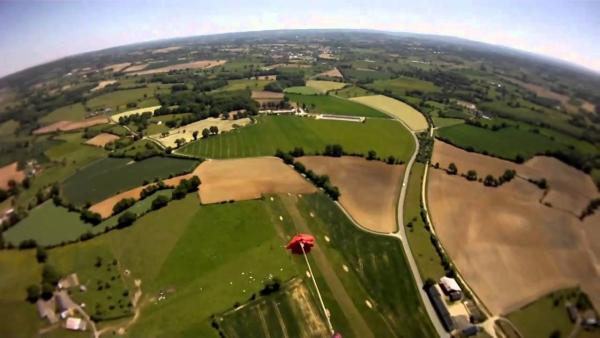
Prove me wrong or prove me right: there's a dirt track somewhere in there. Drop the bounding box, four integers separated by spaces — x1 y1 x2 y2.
196 157 316 204
427 169 600 314
299 156 404 233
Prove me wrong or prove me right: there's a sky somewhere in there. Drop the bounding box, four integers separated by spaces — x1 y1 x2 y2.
0 0 599 77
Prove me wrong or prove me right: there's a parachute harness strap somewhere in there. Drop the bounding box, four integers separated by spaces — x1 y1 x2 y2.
300 241 335 335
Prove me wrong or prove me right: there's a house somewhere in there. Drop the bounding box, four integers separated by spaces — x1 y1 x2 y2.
440 276 463 301
36 298 58 324
65 317 87 331
58 273 79 289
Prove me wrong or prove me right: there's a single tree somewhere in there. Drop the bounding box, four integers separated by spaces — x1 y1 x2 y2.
447 163 458 175
36 246 47 263
466 170 477 181
26 285 40 303
192 130 199 140
367 150 377 160
202 128 210 138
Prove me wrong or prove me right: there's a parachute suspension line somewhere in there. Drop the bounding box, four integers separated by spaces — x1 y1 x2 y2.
300 241 335 335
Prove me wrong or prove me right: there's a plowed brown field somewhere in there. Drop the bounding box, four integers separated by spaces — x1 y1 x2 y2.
298 156 404 233
0 162 25 190
85 133 120 147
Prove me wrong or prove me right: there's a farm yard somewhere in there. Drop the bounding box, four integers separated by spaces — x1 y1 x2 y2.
177 116 415 162
196 157 315 204
298 156 404 233
61 157 199 205
350 95 428 131
150 117 251 148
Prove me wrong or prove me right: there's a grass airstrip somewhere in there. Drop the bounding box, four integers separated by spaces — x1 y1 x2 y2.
177 116 415 162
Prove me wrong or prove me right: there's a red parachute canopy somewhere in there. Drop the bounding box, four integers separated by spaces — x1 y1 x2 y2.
286 234 315 254
332 333 343 338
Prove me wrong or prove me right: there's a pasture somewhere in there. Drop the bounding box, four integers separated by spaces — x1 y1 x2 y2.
150 117 251 148
285 94 389 118
3 201 91 246
368 77 440 96
177 116 415 162
0 119 18 137
284 86 319 95
306 80 346 93
86 84 168 112
294 193 437 337
350 95 428 131
334 85 372 98
61 156 199 205
298 156 404 233
39 103 87 125
221 78 273 91
436 123 567 160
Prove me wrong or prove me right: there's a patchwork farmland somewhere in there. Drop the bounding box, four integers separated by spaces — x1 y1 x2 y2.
177 116 415 162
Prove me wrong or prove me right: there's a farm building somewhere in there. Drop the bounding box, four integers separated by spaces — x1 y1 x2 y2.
440 276 463 301
65 317 87 331
426 285 454 331
36 298 58 324
55 291 76 312
316 114 365 123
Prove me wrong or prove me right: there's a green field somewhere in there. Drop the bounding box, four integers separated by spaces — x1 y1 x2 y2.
3 201 91 246
15 133 107 209
62 156 199 205
432 116 465 128
0 119 19 137
283 86 319 95
177 116 414 162
368 77 440 96
39 103 87 125
286 93 389 118
296 193 437 337
436 123 568 160
221 78 273 91
334 85 373 98
404 163 445 280
306 80 346 93
86 84 169 112
507 289 579 338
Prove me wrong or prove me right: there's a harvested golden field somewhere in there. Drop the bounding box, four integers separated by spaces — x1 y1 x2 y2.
150 117 250 148
196 157 316 204
427 169 600 314
103 62 131 72
132 59 226 75
251 90 284 104
89 173 197 218
350 95 428 131
33 116 110 134
432 141 599 213
91 80 117 92
0 162 25 190
85 133 120 147
317 68 343 78
299 156 404 233
123 63 149 72
306 80 346 93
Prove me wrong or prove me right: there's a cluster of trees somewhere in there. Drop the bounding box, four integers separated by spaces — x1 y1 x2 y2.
580 198 600 220
140 181 167 200
416 132 433 163
112 198 135 216
444 163 517 188
157 89 258 118
118 111 152 130
528 177 548 190
465 119 508 131
172 176 201 200
264 72 305 92
26 264 61 303
275 149 340 200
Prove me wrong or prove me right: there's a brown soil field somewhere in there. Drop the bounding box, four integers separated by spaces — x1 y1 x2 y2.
91 80 117 92
0 162 25 190
89 173 196 218
85 133 120 147
103 63 131 72
428 169 600 314
298 156 404 233
317 68 343 78
131 60 226 75
33 116 110 135
251 90 285 105
431 141 599 213
196 157 316 204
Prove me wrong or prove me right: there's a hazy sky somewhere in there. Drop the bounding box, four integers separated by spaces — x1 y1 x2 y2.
0 0 599 77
